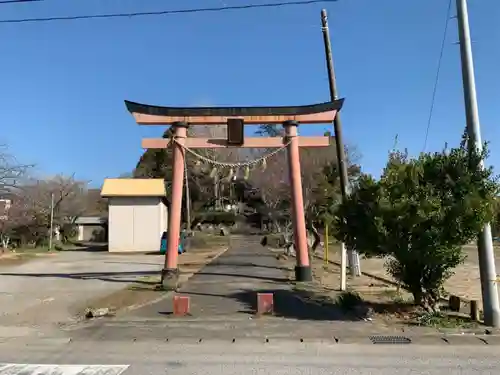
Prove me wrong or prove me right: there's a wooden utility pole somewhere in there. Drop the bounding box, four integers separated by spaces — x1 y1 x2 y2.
184 156 191 233
321 9 360 282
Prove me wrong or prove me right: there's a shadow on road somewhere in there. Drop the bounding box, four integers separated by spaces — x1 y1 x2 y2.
211 261 288 271
0 270 159 285
183 288 358 322
195 272 288 283
62 243 109 252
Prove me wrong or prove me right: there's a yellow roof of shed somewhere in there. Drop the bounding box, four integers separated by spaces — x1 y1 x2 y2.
101 178 166 197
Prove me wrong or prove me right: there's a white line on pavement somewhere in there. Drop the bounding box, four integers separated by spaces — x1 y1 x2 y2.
0 364 130 375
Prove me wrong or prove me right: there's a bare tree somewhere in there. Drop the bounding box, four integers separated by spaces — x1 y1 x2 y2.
7 175 90 245
0 196 33 250
189 125 244 209
26 175 88 225
0 145 32 251
248 151 289 210
0 144 31 191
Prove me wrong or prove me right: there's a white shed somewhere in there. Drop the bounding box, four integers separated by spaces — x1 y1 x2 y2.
101 178 168 253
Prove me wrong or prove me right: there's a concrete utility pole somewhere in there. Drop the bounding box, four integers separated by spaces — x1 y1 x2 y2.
321 9 361 282
456 0 500 327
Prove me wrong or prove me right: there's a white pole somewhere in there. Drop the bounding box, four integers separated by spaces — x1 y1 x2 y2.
456 0 500 327
340 242 347 291
48 193 54 251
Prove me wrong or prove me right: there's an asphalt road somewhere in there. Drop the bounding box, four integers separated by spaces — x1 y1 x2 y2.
0 340 498 375
0 250 163 327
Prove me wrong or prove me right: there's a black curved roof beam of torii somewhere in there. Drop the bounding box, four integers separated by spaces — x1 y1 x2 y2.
124 99 345 125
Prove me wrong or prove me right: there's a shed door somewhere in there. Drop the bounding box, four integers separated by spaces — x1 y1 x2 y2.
109 197 134 252
132 198 160 251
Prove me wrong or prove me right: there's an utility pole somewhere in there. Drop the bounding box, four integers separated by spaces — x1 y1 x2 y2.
456 0 500 327
48 192 54 251
321 9 361 281
214 173 220 210
184 157 191 233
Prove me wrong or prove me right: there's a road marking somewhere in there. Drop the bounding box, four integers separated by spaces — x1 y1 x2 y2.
0 364 129 375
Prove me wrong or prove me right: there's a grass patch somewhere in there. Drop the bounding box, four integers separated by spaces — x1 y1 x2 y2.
335 291 363 312
0 247 56 266
293 281 318 292
136 275 161 283
9 246 50 253
52 243 82 251
378 288 412 304
416 311 481 329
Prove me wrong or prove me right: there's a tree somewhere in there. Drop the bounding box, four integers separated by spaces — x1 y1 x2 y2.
133 129 173 180
334 138 498 311
0 145 31 191
25 175 88 226
0 198 29 250
188 124 244 211
133 125 244 224
490 197 500 238
309 148 362 233
248 153 289 211
3 175 89 246
84 188 108 216
0 145 32 251
250 127 361 232
256 124 284 137
249 125 289 213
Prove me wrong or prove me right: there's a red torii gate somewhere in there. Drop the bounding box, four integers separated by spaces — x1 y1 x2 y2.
125 99 344 289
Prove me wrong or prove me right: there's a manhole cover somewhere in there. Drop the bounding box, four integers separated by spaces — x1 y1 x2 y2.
369 335 412 344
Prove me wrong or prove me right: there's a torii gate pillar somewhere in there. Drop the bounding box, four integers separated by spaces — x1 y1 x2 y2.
162 121 188 289
283 121 312 281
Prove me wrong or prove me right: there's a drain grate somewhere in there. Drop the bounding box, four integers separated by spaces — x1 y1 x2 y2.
369 335 412 344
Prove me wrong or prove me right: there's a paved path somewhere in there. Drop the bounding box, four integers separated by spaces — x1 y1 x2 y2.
69 237 454 343
130 236 316 319
177 236 292 316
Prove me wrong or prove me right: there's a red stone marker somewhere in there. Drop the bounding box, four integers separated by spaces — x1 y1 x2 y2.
257 293 274 315
173 295 190 316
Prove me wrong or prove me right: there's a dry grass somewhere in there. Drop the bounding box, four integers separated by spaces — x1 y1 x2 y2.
0 249 56 267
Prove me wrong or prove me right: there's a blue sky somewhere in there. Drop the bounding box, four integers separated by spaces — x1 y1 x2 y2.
1 0 499 188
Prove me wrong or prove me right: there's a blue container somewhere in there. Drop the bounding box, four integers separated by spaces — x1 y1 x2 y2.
160 231 184 255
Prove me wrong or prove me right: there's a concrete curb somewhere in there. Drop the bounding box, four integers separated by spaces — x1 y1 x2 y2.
36 333 500 346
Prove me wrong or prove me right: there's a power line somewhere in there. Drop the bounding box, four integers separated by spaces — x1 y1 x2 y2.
0 0 42 3
422 0 453 152
0 0 337 24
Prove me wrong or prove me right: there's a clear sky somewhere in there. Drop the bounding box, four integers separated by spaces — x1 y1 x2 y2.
1 0 499 188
